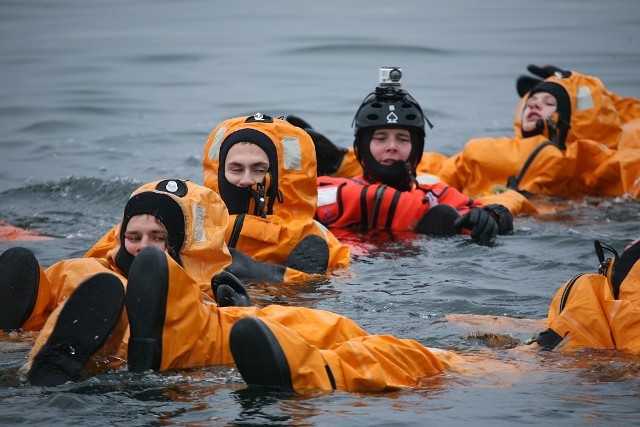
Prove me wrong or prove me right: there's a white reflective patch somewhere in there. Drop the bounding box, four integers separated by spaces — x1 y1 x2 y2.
207 127 227 161
386 112 398 123
192 204 207 242
317 186 338 207
576 86 594 111
282 137 302 170
415 173 441 185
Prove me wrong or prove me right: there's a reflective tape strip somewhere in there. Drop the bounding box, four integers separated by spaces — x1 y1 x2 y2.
317 186 338 207
281 136 302 170
577 86 594 111
207 126 227 161
192 204 207 242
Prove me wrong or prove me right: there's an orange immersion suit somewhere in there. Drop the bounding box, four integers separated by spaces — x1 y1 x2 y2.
203 115 350 271
530 240 640 353
437 70 640 201
17 179 232 332
316 174 480 232
27 179 461 392
0 221 52 241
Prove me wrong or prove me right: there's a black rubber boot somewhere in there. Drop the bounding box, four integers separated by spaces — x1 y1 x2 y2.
125 246 168 372
284 234 329 275
230 317 293 390
226 248 286 284
27 273 125 386
0 247 40 330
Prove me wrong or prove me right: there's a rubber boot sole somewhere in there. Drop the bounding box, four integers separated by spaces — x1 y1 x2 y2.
126 246 168 372
230 317 293 390
27 273 124 386
0 247 40 330
285 234 329 275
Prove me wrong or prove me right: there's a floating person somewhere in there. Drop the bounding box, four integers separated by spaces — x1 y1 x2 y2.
203 114 351 273
289 67 515 240
15 179 464 392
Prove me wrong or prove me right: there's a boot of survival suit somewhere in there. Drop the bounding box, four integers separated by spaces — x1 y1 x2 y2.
230 316 457 392
0 247 120 332
225 234 330 284
25 273 125 386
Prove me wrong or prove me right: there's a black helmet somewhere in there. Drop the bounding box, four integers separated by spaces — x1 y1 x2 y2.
352 79 432 191
353 87 427 137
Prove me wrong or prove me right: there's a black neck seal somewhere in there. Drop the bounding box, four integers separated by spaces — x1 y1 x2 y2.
354 128 422 191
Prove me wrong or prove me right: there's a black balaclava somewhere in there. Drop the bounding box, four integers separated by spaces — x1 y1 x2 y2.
115 180 187 275
521 81 572 146
217 128 279 216
354 127 424 192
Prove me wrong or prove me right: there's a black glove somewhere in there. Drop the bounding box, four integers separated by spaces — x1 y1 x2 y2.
414 204 460 236
454 208 499 240
483 204 514 235
516 64 571 97
286 115 347 176
225 248 286 284
212 271 252 307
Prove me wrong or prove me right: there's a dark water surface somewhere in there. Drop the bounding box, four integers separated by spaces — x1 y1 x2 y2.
1 0 640 425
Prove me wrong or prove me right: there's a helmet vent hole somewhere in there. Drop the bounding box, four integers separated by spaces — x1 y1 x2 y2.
405 114 417 121
367 114 379 121
371 102 382 108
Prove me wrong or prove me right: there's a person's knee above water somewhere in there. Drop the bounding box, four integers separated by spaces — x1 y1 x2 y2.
203 114 350 274
307 67 513 240
438 64 640 200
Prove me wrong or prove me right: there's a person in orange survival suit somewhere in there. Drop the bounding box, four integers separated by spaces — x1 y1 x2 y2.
291 68 514 240
83 116 346 292
20 179 463 392
203 114 350 274
0 179 237 334
290 65 640 211
526 237 640 353
437 64 640 201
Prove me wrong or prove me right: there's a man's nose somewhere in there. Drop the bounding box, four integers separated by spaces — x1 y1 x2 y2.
238 172 255 186
138 236 151 250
